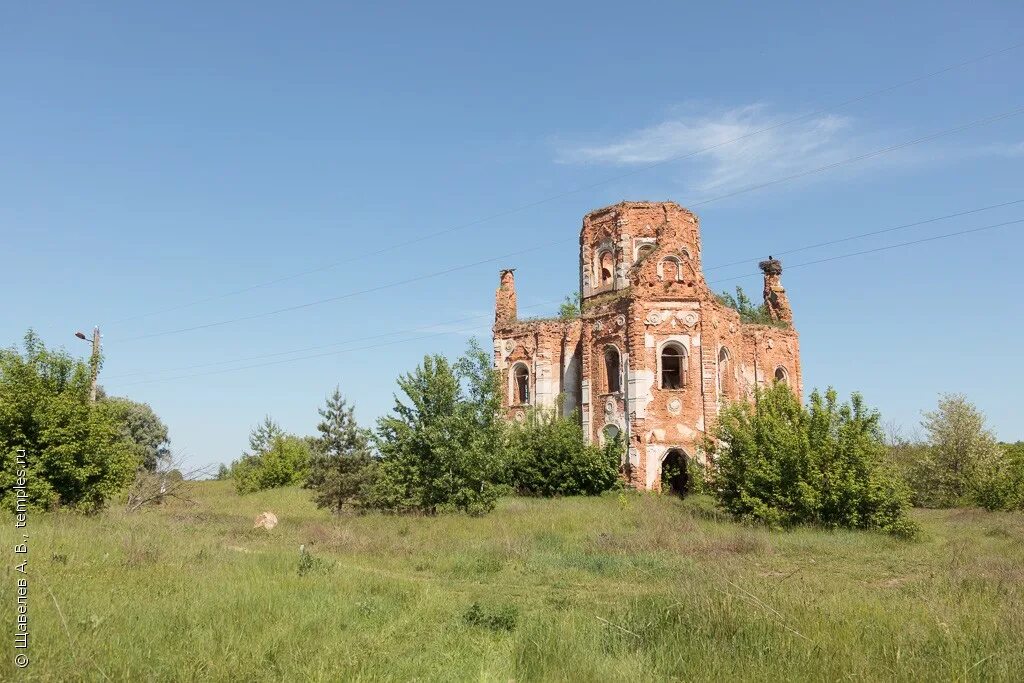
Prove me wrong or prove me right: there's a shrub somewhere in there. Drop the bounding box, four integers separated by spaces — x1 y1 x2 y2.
504 408 620 496
365 339 505 515
973 442 1024 511
0 331 138 511
706 383 916 537
233 430 312 495
297 547 332 576
462 602 518 631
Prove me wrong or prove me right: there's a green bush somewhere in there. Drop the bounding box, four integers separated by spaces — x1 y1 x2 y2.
0 331 138 511
504 408 620 496
973 442 1024 511
707 383 916 537
232 430 312 495
462 602 518 631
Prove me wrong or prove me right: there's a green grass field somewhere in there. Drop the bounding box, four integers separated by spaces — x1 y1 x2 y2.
4 481 1024 681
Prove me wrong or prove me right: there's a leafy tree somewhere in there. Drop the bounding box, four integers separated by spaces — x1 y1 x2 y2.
307 387 374 512
504 408 619 496
707 383 916 537
972 441 1024 511
910 394 1002 507
233 433 312 495
366 339 504 515
0 331 137 511
102 397 170 471
215 463 230 480
558 291 581 320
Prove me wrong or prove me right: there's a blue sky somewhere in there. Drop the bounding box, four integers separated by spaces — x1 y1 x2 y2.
3 1 1022 469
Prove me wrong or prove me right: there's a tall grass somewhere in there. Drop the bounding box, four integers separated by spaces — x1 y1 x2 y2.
3 482 1023 681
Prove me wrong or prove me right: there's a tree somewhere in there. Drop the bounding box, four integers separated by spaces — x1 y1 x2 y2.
307 387 374 512
973 442 1024 511
366 339 504 515
715 286 785 327
248 415 284 455
232 433 312 495
707 383 916 536
911 394 1002 507
504 408 620 496
102 397 171 471
0 330 137 511
558 291 581 320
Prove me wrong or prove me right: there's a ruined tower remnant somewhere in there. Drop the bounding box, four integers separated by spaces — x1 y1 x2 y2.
759 256 793 324
492 201 802 491
495 268 518 325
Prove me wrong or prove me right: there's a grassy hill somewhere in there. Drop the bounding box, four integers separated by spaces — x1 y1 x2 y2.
5 481 1024 681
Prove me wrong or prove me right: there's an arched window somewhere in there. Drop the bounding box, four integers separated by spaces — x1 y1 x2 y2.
636 243 655 262
717 347 731 395
602 423 620 445
658 256 683 282
660 342 687 389
599 250 615 285
604 346 621 393
774 366 789 385
513 363 530 404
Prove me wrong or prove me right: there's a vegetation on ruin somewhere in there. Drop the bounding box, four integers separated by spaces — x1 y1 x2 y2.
8 481 1024 681
557 290 582 320
715 286 789 328
580 287 631 314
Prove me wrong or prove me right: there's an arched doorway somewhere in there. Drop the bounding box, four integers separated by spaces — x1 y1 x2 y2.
660 449 689 496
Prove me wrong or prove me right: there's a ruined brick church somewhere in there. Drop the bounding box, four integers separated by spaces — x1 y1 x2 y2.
493 201 802 492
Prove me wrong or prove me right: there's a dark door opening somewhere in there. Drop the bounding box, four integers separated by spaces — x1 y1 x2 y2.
660 449 689 496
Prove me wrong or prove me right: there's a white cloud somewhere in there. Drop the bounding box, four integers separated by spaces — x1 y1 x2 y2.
556 104 873 197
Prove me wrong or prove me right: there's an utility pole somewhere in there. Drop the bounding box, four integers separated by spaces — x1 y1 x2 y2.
76 326 102 402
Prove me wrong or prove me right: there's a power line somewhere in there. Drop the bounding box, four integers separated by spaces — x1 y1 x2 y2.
704 197 1024 272
110 104 1024 343
110 215 1022 389
108 41 1024 326
707 217 1024 286
104 299 561 380
112 238 574 342
111 196 1021 377
112 324 494 388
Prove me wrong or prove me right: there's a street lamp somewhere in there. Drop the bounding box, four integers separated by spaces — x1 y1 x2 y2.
75 327 101 402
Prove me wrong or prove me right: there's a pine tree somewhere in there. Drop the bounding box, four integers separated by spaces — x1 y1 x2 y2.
307 388 373 512
248 415 283 456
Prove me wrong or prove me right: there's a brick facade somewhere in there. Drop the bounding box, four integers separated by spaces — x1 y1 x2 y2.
493 201 802 491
